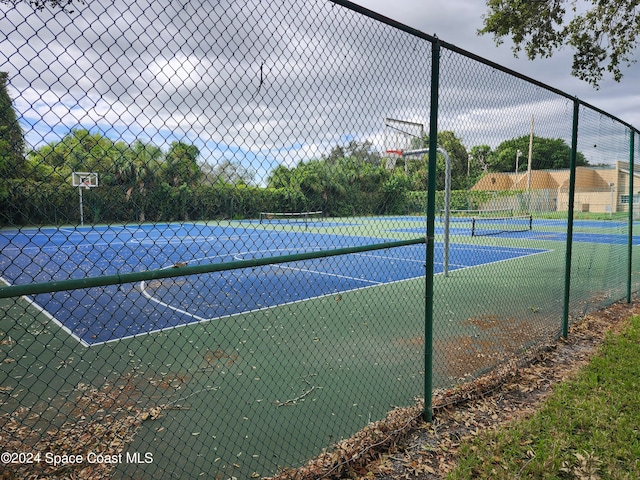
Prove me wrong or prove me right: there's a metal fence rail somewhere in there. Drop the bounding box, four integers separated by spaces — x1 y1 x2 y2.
1 0 638 478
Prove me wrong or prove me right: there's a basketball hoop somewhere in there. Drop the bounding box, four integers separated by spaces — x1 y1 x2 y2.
385 149 404 156
72 172 99 189
384 118 425 171
384 149 403 170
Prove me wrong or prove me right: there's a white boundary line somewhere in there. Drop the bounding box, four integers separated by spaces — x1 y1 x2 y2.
278 264 381 285
354 250 426 264
0 275 90 348
136 258 384 329
2 232 553 347
111 270 407 346
93 245 553 346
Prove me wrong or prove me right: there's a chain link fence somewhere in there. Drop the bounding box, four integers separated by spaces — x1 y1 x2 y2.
1 0 638 478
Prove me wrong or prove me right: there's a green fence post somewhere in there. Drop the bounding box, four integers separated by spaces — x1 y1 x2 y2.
562 99 579 339
424 38 440 423
628 130 635 303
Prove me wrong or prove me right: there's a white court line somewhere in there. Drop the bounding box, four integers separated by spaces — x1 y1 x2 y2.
2 242 554 347
354 251 425 264
113 248 553 345
0 275 89 348
278 264 381 285
107 268 411 346
127 232 263 246
140 279 209 323
1 231 262 254
434 247 552 273
94 246 556 346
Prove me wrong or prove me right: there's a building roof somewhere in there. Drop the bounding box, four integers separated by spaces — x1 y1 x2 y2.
471 164 623 192
470 173 513 191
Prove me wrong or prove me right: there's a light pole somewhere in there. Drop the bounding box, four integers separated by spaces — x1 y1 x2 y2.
515 149 523 187
610 182 615 220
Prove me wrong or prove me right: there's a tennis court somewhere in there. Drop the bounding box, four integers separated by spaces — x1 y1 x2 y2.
0 221 548 346
389 216 640 244
1 215 632 478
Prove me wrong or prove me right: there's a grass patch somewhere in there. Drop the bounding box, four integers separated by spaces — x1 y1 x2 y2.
448 315 640 479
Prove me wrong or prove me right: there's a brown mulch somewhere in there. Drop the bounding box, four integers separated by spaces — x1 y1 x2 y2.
266 298 639 480
0 371 163 480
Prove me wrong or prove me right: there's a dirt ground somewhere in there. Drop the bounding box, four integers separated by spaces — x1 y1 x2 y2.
267 298 640 480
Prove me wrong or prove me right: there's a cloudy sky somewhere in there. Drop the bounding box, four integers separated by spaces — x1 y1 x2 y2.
352 0 640 129
1 0 638 180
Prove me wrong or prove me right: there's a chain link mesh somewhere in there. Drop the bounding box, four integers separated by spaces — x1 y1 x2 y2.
1 0 638 478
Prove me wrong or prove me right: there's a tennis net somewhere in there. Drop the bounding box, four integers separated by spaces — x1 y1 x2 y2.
471 214 533 237
259 210 323 227
441 208 513 222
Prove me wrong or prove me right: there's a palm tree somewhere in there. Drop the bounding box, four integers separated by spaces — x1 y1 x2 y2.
125 141 163 222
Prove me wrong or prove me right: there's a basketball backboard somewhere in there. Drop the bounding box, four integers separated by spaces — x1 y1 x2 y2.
383 118 425 170
72 172 99 189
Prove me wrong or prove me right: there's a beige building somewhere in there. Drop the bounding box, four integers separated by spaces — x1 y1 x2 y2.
470 161 639 214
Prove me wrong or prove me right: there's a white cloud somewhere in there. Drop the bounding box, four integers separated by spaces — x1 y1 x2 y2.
353 0 640 127
1 0 637 179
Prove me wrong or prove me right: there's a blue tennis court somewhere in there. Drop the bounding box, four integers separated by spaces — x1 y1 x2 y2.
397 217 640 244
0 223 548 345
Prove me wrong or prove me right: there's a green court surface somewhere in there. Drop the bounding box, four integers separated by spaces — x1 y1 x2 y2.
1 215 639 478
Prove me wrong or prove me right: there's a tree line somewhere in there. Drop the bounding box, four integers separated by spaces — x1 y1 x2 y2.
1 73 586 226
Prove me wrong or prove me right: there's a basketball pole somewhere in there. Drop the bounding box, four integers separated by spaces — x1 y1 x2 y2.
72 172 98 227
397 147 451 277
78 184 84 227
